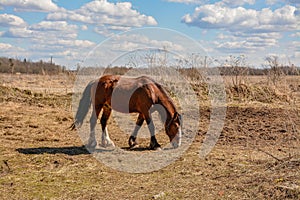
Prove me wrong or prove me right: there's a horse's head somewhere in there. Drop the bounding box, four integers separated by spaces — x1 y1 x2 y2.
166 112 182 148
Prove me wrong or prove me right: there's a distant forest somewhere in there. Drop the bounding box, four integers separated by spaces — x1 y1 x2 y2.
0 57 66 75
0 57 299 76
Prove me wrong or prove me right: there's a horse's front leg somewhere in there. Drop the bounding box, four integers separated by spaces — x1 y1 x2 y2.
100 105 115 147
145 116 161 150
128 114 144 148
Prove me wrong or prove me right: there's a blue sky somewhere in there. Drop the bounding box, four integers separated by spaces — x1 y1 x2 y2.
0 0 299 68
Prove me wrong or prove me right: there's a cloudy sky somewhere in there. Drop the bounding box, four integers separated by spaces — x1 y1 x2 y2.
0 0 299 68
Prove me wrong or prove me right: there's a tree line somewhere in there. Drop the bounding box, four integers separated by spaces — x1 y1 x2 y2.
0 57 66 75
0 56 299 77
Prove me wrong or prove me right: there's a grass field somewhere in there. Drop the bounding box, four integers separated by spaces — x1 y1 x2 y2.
0 73 299 199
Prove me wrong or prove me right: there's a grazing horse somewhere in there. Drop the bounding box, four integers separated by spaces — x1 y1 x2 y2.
70 75 182 150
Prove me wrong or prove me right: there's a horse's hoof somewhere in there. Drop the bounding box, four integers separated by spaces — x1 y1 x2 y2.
101 141 115 148
149 146 162 151
128 136 138 148
86 139 97 148
86 143 97 150
129 141 139 149
108 142 115 147
155 147 162 151
129 143 139 150
149 144 161 151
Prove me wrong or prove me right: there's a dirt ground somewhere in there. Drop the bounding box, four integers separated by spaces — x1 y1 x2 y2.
0 74 299 199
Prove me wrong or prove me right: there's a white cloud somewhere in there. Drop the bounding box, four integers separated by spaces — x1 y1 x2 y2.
216 41 258 53
266 0 300 6
217 33 231 40
4 26 77 39
26 37 96 64
214 35 279 54
266 0 279 5
0 1 158 66
286 0 300 6
3 20 80 39
211 31 283 56
182 4 299 33
182 2 300 57
291 41 300 49
0 42 26 55
232 32 282 39
81 30 195 68
293 52 300 61
111 33 185 52
57 50 78 58
30 21 78 32
0 0 59 12
165 0 206 4
46 0 157 36
208 29 300 66
292 41 300 48
0 13 26 27
81 25 88 31
291 32 300 37
55 39 95 48
221 0 255 6
3 27 33 38
2 19 95 63
0 42 27 58
94 25 132 37
0 42 13 49
166 0 255 6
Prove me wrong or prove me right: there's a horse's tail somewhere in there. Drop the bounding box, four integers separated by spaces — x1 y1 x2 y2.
70 81 94 130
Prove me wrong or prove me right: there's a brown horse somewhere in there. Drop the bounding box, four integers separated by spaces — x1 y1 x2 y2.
70 75 182 150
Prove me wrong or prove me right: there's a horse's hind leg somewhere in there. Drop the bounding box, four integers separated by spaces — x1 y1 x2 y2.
88 104 102 149
128 114 144 148
100 104 115 147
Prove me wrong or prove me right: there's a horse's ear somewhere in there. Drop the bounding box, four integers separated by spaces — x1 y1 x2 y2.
174 112 182 125
173 112 180 120
112 79 118 88
178 113 182 121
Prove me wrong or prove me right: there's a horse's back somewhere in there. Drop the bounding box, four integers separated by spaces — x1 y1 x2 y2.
94 75 159 113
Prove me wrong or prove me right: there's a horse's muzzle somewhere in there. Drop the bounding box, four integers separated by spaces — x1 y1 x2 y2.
171 130 182 148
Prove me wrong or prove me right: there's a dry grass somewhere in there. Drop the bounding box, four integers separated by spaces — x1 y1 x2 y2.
0 73 299 199
0 73 74 94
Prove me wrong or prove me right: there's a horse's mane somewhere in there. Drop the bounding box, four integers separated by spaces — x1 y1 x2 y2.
156 82 177 110
149 78 178 119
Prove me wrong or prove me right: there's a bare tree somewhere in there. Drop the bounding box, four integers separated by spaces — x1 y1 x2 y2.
144 51 156 68
158 46 168 67
9 58 14 74
126 51 143 68
288 57 299 76
265 55 282 86
225 55 248 87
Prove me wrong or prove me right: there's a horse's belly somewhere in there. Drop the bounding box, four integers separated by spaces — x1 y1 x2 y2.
111 102 131 113
111 90 135 113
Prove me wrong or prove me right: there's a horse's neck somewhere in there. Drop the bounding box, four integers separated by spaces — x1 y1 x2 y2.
158 95 177 123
